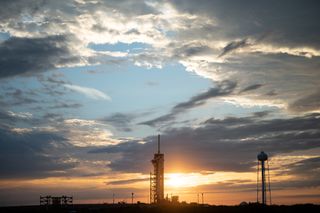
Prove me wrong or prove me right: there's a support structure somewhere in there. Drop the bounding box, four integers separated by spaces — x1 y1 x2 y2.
40 195 73 206
131 192 134 204
150 135 164 204
257 151 271 205
201 193 204 205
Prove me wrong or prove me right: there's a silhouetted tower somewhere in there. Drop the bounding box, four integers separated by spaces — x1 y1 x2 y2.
131 192 134 204
257 151 272 205
150 134 164 204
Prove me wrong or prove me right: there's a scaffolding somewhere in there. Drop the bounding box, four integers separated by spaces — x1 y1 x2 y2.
40 195 73 206
150 135 164 204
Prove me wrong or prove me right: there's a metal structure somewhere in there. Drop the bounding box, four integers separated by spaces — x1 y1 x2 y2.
150 134 164 204
257 151 272 205
201 193 204 205
40 195 73 206
131 192 134 204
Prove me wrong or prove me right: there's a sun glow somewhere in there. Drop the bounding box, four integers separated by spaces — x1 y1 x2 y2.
166 173 208 188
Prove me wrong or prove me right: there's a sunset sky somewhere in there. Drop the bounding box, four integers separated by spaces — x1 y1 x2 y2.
0 0 320 206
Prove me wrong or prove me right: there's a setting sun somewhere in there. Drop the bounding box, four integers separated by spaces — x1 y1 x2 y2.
166 173 207 188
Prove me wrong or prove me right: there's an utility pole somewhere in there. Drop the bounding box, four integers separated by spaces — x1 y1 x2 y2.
201 193 204 205
131 192 134 204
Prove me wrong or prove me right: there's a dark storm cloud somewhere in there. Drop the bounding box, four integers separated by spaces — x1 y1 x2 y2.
240 84 263 94
0 127 78 179
140 80 237 127
91 113 320 173
218 38 248 58
100 113 136 132
0 35 80 78
170 0 320 48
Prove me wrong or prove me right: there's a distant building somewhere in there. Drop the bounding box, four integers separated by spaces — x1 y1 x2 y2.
171 196 179 204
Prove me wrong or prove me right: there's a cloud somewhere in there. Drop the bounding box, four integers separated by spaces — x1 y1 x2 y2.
172 42 214 58
159 0 320 113
287 157 320 177
100 113 135 132
170 0 320 48
91 113 320 174
252 111 271 118
0 35 82 78
0 0 41 22
140 80 237 127
240 84 264 94
64 84 111 101
0 109 37 128
174 80 237 110
218 38 249 57
289 90 320 112
0 113 122 179
4 88 38 106
7 111 32 119
50 102 83 109
0 127 78 179
106 177 149 185
0 110 16 127
1 0 318 116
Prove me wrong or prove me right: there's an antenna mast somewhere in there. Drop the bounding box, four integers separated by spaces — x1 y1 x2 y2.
158 134 160 154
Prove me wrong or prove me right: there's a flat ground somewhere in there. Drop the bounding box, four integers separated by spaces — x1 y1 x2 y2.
0 203 319 213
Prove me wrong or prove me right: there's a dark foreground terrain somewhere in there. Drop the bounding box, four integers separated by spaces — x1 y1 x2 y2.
1 203 319 213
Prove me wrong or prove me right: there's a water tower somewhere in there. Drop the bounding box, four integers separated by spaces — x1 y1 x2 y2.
257 151 271 205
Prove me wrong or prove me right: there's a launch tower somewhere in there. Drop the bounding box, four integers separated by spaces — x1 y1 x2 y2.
150 135 164 204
